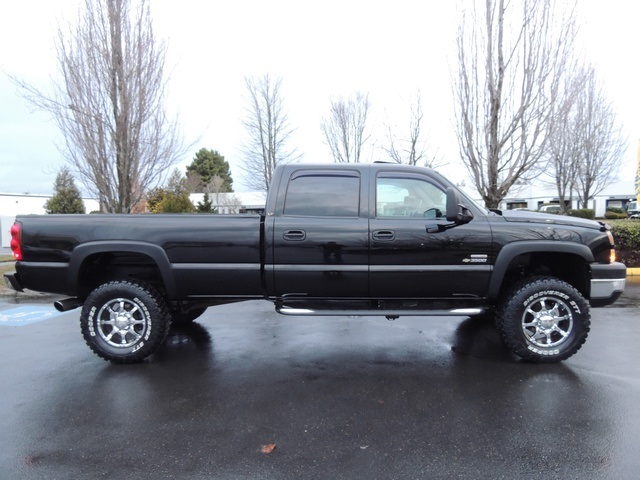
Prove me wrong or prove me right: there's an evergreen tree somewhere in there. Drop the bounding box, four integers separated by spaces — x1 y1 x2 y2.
196 192 216 213
45 167 86 214
186 149 233 192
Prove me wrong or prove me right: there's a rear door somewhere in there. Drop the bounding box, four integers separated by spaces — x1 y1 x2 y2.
270 168 369 298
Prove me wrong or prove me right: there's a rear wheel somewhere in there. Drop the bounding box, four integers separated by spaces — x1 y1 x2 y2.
496 276 590 363
80 280 171 363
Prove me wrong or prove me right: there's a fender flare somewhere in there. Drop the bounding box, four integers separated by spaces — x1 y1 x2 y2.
488 241 594 300
67 241 177 299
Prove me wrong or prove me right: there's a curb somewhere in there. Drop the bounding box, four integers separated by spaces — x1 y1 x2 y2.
0 287 59 300
628 268 640 276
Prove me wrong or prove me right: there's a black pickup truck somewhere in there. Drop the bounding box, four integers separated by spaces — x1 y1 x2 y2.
4 163 626 364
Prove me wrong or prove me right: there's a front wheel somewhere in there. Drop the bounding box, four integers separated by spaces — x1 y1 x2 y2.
496 276 590 363
80 281 171 364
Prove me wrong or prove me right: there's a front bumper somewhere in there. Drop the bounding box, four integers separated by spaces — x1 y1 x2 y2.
590 262 626 307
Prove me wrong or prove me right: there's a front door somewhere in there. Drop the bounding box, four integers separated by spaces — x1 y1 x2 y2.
369 172 493 300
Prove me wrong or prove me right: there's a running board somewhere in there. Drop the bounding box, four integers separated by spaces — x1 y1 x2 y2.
276 305 485 317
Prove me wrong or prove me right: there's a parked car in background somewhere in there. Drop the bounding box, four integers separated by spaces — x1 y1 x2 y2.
538 204 561 214
626 200 638 218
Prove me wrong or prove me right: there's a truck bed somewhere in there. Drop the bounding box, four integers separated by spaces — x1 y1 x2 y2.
15 213 264 298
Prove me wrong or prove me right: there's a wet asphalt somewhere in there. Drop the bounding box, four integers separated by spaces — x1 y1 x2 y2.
1 279 639 479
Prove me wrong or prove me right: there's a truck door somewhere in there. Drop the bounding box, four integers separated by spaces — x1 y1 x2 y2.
269 168 369 298
369 171 493 299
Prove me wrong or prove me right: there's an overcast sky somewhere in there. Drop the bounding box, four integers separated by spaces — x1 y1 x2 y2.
1 0 639 195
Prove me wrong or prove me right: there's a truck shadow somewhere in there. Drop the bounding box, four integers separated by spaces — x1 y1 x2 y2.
450 316 513 361
153 321 213 361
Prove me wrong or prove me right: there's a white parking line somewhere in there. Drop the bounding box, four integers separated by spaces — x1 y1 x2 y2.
0 306 67 326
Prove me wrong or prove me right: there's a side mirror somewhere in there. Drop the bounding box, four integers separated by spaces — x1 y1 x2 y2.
446 187 474 224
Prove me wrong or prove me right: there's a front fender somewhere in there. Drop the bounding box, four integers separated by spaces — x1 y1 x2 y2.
488 241 594 300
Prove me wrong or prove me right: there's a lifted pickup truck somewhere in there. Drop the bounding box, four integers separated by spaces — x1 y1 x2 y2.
5 163 626 364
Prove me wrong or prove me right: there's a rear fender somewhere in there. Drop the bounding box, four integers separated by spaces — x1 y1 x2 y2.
68 241 176 298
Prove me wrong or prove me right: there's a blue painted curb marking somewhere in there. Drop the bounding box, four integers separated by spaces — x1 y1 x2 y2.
0 306 67 326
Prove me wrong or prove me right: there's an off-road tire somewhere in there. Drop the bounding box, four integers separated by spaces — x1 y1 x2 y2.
496 276 590 363
80 280 171 364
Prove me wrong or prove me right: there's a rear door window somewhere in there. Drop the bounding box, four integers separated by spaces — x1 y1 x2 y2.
284 172 360 217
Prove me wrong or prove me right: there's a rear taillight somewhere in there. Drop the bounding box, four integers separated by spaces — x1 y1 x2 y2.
10 223 22 261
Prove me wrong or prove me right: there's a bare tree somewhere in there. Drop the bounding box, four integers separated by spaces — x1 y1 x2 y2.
573 67 626 209
204 175 226 210
12 0 186 213
222 194 242 214
383 92 440 167
321 92 371 163
543 63 587 214
185 170 204 193
453 0 577 208
241 74 300 191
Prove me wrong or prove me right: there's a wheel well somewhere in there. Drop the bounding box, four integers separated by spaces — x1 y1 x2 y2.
499 252 589 299
77 252 165 300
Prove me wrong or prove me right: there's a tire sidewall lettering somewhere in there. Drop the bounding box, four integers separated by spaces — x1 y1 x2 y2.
527 345 560 356
523 289 582 314
88 306 97 337
133 296 152 341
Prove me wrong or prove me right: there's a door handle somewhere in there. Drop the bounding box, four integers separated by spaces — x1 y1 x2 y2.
372 230 395 241
283 230 306 241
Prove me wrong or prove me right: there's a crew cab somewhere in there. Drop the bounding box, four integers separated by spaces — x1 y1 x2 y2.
4 163 627 364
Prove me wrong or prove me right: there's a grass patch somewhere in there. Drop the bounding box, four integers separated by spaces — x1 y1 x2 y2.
0 263 15 276
0 255 16 277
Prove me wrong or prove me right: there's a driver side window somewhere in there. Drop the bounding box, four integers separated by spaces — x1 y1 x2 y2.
376 176 446 219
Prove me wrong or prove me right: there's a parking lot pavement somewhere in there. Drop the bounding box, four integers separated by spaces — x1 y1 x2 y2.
1 291 640 479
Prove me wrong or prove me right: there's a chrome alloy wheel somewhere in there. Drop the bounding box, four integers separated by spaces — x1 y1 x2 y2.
96 297 149 348
522 296 574 348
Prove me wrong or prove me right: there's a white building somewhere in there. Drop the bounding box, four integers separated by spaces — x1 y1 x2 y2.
188 191 266 214
0 193 99 248
498 179 636 216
